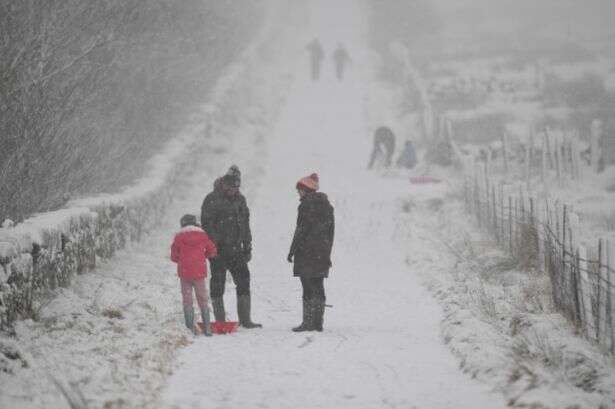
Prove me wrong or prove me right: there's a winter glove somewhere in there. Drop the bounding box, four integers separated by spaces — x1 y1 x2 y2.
287 253 293 263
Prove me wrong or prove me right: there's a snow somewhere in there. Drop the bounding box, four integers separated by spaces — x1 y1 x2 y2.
407 178 615 408
162 1 503 408
3 1 614 409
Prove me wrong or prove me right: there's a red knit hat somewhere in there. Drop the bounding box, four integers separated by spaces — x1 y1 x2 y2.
296 173 319 192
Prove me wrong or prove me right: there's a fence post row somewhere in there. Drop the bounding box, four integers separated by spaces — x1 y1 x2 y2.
608 240 615 353
458 118 613 354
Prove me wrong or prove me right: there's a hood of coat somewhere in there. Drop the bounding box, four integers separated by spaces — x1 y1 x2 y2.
175 225 207 247
213 176 243 198
301 191 331 208
213 177 224 192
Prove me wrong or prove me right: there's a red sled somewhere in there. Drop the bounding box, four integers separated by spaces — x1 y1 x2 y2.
197 321 239 334
410 175 441 184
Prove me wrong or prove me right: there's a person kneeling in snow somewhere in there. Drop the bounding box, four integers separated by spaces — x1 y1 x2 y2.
171 214 217 336
288 173 335 332
368 126 396 169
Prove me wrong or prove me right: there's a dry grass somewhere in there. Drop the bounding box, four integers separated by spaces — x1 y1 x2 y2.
516 222 539 271
50 375 89 409
510 329 601 395
102 308 123 320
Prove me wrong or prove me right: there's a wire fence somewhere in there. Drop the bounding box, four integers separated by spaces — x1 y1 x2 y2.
463 163 615 353
395 43 614 353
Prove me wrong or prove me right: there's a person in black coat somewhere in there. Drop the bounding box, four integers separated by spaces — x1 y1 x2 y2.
201 165 261 328
306 38 324 81
333 43 351 81
287 173 334 332
368 126 396 169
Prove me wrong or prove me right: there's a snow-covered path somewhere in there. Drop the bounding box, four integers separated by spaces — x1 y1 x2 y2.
162 2 505 408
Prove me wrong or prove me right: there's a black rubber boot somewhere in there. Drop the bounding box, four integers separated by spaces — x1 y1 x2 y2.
183 305 195 333
200 306 213 337
237 294 262 329
211 296 225 322
312 299 325 332
292 299 312 332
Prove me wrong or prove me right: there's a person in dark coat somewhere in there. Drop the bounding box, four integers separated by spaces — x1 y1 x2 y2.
306 38 324 81
368 126 396 169
287 173 334 332
201 165 261 329
333 43 351 81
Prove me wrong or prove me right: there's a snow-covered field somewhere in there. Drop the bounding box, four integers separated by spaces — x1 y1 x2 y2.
2 1 615 409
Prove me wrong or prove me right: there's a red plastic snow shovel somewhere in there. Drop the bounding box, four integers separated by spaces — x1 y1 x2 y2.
410 175 441 184
197 321 239 335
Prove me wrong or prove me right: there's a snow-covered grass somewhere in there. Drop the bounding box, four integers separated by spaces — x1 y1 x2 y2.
383 22 615 407
399 176 615 408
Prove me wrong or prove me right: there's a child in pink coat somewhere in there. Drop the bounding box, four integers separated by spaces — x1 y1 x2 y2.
171 214 217 335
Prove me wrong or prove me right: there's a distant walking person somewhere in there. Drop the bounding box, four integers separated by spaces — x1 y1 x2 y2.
368 126 396 169
306 38 324 81
171 214 217 336
201 165 262 329
287 173 334 332
333 43 350 81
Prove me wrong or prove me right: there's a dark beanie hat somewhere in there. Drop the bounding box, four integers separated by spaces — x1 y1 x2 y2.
226 165 241 181
222 165 241 188
180 214 197 227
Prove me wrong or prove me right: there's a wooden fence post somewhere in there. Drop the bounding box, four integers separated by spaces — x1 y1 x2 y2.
597 238 610 348
502 131 509 176
500 183 505 241
590 119 603 174
562 205 567 270
464 174 469 212
567 137 574 180
571 248 581 325
515 197 519 256
597 239 604 343
475 165 481 228
526 127 532 191
541 132 548 185
607 240 615 353
530 197 537 269
560 132 572 175
572 132 582 181
556 136 563 187
509 196 513 255
579 245 590 337
535 198 545 272
484 160 490 199
492 185 497 240
545 126 554 169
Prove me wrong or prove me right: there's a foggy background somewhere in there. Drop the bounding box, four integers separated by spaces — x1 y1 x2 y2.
2 1 615 408
0 0 261 220
2 0 614 220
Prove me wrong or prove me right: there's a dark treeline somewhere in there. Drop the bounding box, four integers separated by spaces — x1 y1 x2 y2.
0 0 262 221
